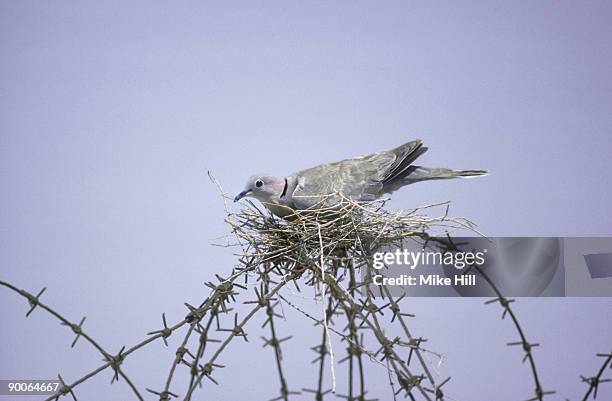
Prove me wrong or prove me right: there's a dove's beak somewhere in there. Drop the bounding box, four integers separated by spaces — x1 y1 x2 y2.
233 189 251 202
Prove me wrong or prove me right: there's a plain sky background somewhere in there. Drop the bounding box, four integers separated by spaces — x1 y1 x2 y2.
1 2 611 401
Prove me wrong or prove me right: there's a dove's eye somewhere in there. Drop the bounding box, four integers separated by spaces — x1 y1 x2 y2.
255 179 264 188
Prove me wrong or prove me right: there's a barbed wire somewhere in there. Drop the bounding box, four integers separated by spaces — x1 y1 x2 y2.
0 280 145 401
1 187 610 400
419 235 556 401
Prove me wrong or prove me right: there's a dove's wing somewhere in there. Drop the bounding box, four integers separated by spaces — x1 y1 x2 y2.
290 139 426 210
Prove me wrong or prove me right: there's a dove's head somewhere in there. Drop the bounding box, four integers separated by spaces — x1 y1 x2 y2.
234 174 286 204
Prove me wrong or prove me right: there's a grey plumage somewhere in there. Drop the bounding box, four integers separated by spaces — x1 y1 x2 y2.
234 139 487 218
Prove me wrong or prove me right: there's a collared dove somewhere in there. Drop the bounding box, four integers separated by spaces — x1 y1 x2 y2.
234 139 487 218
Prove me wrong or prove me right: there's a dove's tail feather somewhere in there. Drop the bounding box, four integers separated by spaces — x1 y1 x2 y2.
381 140 429 186
451 169 489 178
382 165 488 192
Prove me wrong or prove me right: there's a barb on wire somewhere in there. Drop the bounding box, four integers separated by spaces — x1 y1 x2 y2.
580 351 612 401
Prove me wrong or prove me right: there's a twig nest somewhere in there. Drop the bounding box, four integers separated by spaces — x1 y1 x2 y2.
224 193 475 276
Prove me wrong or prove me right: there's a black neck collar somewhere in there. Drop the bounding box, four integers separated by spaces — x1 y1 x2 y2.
280 178 288 198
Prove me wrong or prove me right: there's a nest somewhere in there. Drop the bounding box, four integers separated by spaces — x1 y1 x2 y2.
222 193 478 284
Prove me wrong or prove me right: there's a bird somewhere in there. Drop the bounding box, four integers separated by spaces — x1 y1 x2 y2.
234 139 487 219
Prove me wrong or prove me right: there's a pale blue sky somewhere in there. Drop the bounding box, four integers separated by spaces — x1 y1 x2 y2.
1 2 611 400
